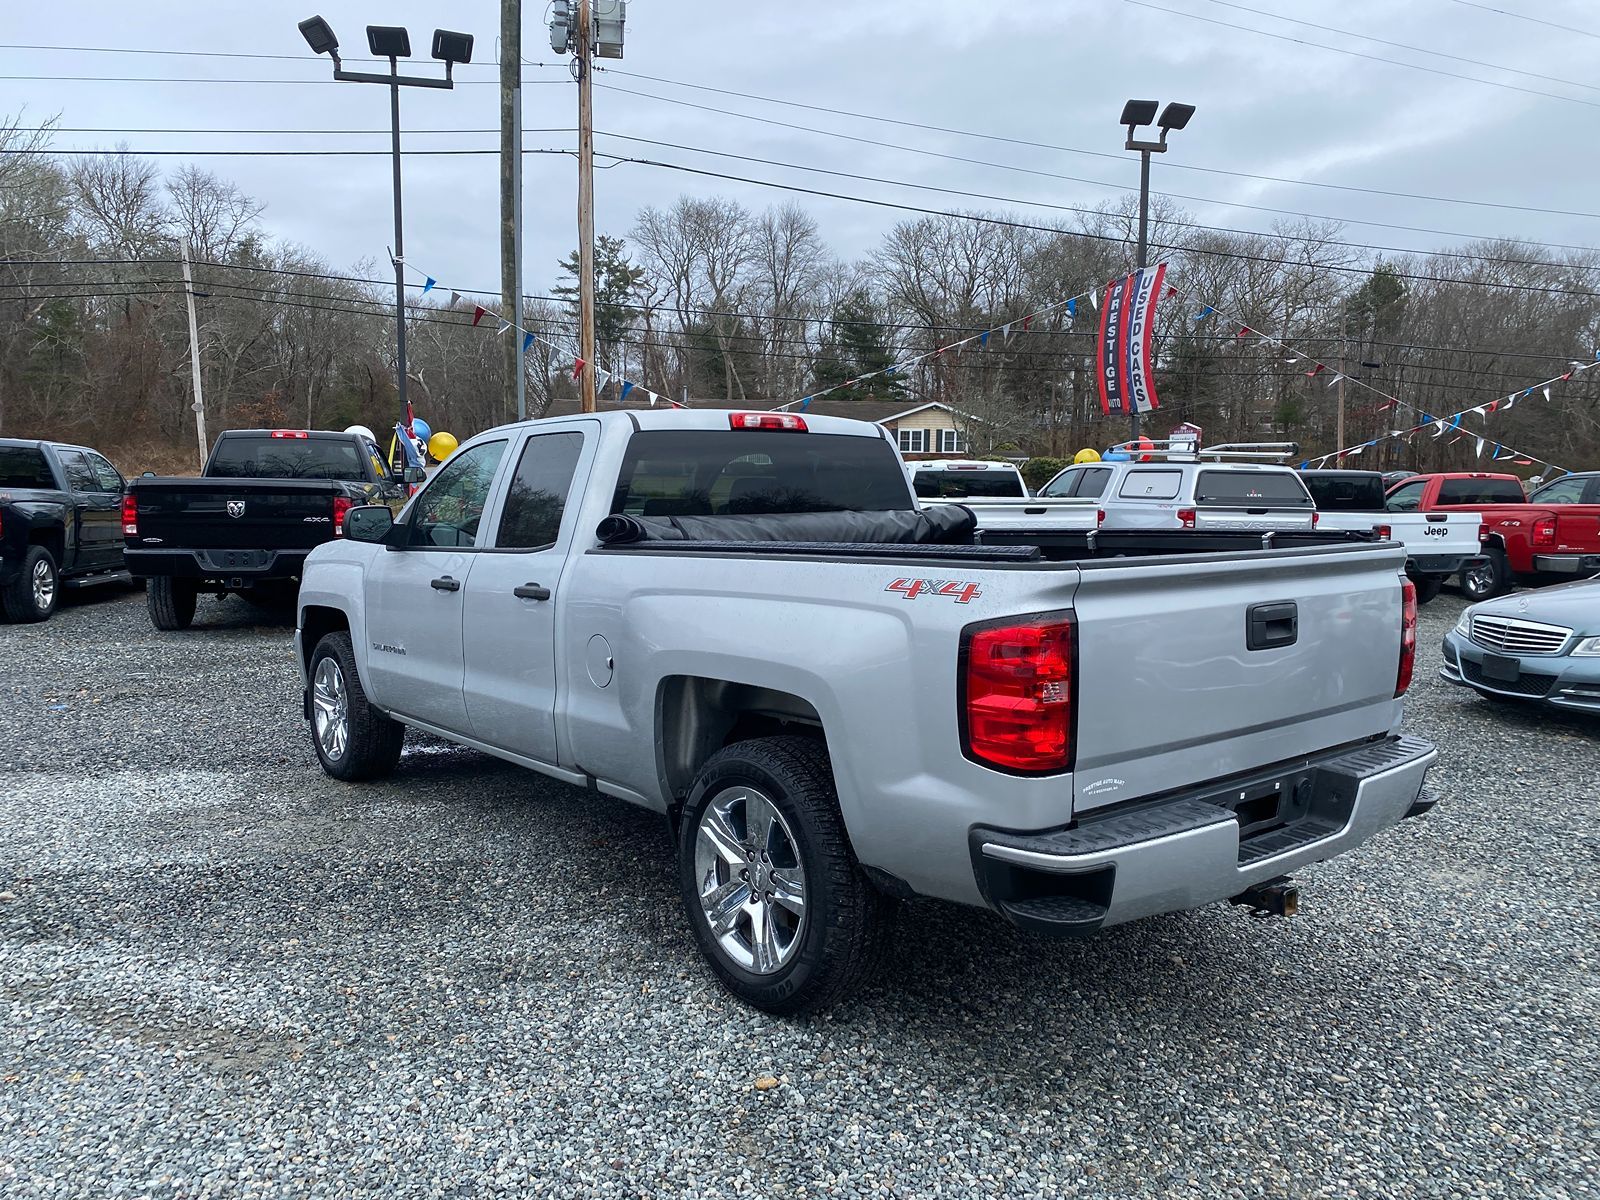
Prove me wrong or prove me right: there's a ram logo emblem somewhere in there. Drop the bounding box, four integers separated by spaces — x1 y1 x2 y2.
226 500 246 518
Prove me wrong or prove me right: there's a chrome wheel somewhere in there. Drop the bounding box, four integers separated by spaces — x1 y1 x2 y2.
31 557 55 612
311 656 349 763
693 786 807 975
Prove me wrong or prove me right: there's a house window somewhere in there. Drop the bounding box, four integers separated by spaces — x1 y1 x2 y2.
897 428 928 454
936 428 966 454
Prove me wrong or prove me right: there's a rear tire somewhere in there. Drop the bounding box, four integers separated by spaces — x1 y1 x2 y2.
1461 549 1509 601
677 735 887 1016
1411 575 1443 605
1 546 59 623
146 575 197 630
309 631 405 781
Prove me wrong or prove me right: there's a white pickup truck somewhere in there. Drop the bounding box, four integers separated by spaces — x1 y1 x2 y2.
295 410 1438 1013
1300 470 1482 603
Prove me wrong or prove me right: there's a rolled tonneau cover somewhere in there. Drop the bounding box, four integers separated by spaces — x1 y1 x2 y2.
595 505 976 546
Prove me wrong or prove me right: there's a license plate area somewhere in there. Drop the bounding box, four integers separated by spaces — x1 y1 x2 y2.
1480 652 1521 683
198 549 271 571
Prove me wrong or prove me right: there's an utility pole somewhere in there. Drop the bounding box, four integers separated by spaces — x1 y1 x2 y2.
576 0 597 412
500 0 524 421
179 237 208 469
1336 297 1347 451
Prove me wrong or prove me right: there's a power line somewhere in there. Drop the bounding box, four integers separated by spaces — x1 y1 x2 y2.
598 67 1600 221
22 126 574 137
0 43 569 67
1201 0 1600 93
8 147 572 159
1121 0 1600 109
592 129 1600 271
1445 1 1600 42
0 74 567 87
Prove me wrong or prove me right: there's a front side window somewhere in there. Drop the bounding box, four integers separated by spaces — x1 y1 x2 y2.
86 452 124 493
1386 481 1426 512
1526 477 1586 504
496 432 584 550
407 439 507 548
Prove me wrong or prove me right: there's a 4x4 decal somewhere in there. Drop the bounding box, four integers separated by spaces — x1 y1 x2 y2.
885 578 982 604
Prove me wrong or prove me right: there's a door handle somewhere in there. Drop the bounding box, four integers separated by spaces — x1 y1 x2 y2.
514 583 552 601
430 575 461 592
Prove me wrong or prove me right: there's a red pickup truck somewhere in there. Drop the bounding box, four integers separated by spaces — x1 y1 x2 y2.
1385 471 1600 599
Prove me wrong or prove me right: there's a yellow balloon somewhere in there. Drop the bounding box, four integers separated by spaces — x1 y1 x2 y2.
1073 447 1102 464
427 431 459 462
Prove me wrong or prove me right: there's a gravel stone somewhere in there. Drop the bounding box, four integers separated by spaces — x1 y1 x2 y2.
1 584 1596 1198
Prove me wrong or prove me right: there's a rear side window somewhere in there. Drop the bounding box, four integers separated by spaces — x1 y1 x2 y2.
912 469 1025 499
1302 473 1385 510
1039 466 1111 499
1525 477 1587 505
1196 470 1312 506
496 432 583 550
0 446 54 488
59 451 97 493
1118 470 1182 500
1438 478 1525 504
208 435 367 482
611 430 912 517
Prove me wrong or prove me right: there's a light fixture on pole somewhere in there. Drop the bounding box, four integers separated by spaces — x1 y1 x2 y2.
1120 99 1194 439
299 15 473 463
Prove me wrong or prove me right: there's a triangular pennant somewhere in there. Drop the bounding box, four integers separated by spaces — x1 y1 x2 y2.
1193 305 1214 322
619 380 634 402
1475 437 1485 459
1164 284 1178 299
1326 372 1345 388
522 331 535 353
799 397 812 411
471 305 486 327
1305 363 1326 379
1023 314 1035 331
495 319 512 336
978 331 989 348
1090 289 1100 311
448 291 461 307
1542 386 1552 402
1064 299 1076 319
1001 322 1013 341
571 356 585 379
645 390 658 407
1559 372 1573 382
421 276 436 295
1237 325 1252 340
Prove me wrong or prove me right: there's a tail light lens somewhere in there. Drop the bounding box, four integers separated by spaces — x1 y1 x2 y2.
1176 508 1197 529
1532 516 1557 547
122 493 138 536
1096 509 1106 527
1395 579 1417 697
332 495 353 535
729 412 807 431
961 614 1075 774
1375 524 1392 540
1311 511 1320 528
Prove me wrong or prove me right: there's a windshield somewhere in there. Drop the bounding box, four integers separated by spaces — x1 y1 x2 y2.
207 436 368 482
612 429 912 516
0 446 54 489
1302 473 1386 511
1195 470 1312 507
912 469 1025 499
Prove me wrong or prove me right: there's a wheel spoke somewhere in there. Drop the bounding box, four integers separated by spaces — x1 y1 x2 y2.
744 793 775 855
703 878 750 936
749 900 781 973
698 806 746 867
770 866 806 916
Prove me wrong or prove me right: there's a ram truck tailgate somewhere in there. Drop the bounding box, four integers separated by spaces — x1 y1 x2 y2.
127 477 344 551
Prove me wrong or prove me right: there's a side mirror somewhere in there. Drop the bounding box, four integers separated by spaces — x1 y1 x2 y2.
344 504 395 544
403 466 427 484
141 470 157 477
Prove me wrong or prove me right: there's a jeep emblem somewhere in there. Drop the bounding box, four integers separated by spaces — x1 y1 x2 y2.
227 500 246 518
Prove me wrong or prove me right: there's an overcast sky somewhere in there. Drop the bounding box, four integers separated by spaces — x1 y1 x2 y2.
4 0 1598 301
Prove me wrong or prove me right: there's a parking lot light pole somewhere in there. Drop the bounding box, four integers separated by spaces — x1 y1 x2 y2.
298 17 473 447
1120 99 1195 440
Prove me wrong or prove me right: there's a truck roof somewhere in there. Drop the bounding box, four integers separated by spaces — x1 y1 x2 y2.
487 407 894 440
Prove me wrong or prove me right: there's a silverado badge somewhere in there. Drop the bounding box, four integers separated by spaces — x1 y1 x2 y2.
227 500 246 518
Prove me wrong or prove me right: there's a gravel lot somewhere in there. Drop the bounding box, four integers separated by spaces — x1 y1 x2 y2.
2 584 1597 1199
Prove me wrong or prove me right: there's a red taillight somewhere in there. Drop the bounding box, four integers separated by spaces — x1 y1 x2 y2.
1532 516 1557 547
1176 507 1197 529
1311 511 1320 528
122 493 138 536
961 615 1075 773
1375 524 1392 540
1096 509 1106 527
1395 579 1417 697
270 429 310 439
332 495 353 536
729 412 807 432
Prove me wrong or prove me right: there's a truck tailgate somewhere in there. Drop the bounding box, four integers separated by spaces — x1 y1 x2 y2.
947 499 1101 531
130 478 340 550
1193 507 1316 532
1070 542 1406 811
1554 507 1600 552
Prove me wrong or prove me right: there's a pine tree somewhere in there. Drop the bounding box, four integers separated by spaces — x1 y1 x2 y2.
811 290 904 400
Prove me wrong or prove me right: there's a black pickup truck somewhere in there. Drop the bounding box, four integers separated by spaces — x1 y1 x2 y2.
125 428 419 630
0 438 131 622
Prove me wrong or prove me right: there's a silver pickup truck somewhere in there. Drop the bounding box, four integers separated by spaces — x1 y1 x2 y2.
295 410 1438 1014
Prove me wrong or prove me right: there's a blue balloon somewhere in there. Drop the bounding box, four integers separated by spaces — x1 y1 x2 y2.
411 417 432 442
1103 450 1131 461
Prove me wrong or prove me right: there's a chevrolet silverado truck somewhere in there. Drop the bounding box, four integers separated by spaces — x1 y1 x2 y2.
294 410 1438 1014
1385 472 1600 600
0 438 130 622
125 428 420 630
1300 470 1481 603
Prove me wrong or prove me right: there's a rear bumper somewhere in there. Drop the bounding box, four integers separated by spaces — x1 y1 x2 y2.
1408 553 1477 575
1532 553 1600 574
125 547 310 583
1440 630 1600 711
970 735 1438 935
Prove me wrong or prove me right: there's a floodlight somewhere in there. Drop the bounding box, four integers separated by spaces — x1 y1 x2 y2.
431 29 474 64
1158 102 1196 131
298 16 339 57
1120 99 1158 128
366 25 411 58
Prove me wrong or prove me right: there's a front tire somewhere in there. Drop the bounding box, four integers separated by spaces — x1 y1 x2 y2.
1 546 59 622
1461 549 1509 601
147 576 197 630
677 735 886 1016
309 631 404 781
1411 574 1443 605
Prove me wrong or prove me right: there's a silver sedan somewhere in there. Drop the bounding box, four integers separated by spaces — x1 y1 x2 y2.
1440 579 1600 713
